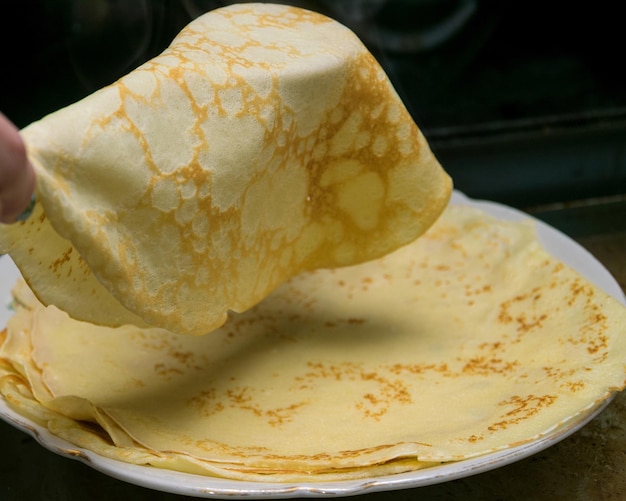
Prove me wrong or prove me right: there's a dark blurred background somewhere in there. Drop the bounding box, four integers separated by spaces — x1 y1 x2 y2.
1 0 625 208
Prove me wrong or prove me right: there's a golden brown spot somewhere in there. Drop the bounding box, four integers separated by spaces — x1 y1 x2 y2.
564 381 585 392
389 363 450 376
488 394 557 432
188 388 225 417
461 356 519 376
348 317 365 324
153 363 184 379
49 247 73 274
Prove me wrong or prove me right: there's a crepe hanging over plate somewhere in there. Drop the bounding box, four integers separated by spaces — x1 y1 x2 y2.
0 3 451 335
1 203 626 482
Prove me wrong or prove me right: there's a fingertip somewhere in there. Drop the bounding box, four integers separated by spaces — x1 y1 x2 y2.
0 113 27 165
0 113 37 223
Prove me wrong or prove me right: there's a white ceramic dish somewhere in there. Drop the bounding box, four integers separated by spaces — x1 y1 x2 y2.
0 191 624 499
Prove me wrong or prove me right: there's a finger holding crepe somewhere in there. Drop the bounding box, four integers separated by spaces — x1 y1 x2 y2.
0 3 451 335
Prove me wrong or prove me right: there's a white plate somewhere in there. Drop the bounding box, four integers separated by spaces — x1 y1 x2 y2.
1 191 624 499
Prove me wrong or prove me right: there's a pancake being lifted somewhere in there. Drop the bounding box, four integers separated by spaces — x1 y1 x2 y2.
0 3 451 335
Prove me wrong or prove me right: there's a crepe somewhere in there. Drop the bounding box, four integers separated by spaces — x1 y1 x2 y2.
0 3 451 335
2 202 625 481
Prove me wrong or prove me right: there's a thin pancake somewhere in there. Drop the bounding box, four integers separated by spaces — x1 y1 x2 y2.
1 203 625 481
0 3 451 335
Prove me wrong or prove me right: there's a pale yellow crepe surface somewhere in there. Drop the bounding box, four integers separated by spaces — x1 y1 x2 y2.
0 3 451 335
2 204 625 481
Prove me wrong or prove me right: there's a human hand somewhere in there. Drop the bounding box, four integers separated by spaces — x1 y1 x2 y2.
0 113 36 223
